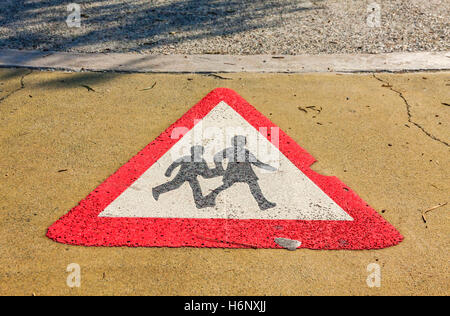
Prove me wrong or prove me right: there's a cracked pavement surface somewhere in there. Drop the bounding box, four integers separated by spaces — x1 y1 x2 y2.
0 69 448 295
373 73 449 147
0 69 32 104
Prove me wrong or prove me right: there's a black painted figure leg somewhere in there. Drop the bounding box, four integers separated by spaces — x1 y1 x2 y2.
200 182 233 208
188 178 207 209
248 180 276 210
152 178 185 201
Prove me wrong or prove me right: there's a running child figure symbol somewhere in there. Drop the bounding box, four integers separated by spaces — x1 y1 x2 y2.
152 135 277 211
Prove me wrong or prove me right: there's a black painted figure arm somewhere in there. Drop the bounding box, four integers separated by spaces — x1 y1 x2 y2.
164 158 184 177
249 152 277 171
201 161 221 178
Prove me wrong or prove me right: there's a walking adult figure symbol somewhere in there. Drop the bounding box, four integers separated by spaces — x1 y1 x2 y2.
152 145 218 209
202 135 277 211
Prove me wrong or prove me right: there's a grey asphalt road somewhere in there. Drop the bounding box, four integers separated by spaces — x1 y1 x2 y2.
0 0 448 55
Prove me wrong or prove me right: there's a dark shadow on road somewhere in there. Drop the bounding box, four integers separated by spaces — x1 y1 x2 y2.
0 0 325 77
0 0 328 90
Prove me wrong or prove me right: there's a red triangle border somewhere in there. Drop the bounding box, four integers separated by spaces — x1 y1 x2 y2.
47 88 403 249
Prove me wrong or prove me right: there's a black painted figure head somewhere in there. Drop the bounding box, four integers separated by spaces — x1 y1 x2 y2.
232 135 247 149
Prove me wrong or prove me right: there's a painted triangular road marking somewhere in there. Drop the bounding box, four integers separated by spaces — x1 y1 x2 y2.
47 88 403 249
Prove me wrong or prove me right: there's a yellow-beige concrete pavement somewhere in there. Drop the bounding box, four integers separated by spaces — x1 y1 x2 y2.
0 69 448 295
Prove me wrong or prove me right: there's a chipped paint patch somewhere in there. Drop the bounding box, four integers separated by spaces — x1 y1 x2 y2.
275 238 302 251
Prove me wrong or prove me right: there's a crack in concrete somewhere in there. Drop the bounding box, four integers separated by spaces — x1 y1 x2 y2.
372 73 449 147
0 69 33 105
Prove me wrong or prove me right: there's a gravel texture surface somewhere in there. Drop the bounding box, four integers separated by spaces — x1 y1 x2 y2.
0 0 448 55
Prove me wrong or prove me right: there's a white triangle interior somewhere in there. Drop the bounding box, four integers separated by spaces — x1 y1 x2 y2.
100 101 353 221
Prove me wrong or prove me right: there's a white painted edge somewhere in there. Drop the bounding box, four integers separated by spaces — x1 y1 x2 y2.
0 49 449 73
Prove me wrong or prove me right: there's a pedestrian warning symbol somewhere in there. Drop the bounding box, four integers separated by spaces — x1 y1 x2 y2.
152 137 278 211
47 88 403 249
